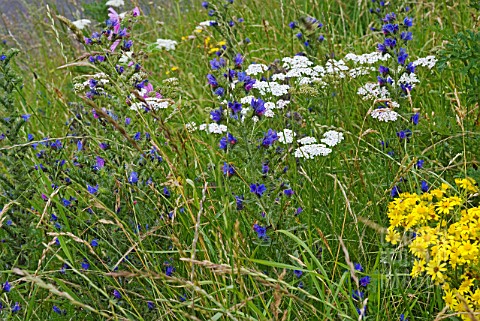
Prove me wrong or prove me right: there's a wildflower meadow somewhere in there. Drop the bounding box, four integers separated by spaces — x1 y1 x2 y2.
1 0 479 320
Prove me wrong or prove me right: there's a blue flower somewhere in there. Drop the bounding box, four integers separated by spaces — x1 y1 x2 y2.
403 17 413 28
253 224 267 239
411 113 419 125
96 156 105 169
354 263 363 272
251 98 266 116
163 187 171 198
228 101 242 115
401 31 412 41
53 305 66 315
406 62 415 74
352 289 364 300
234 53 244 67
222 162 235 177
250 183 267 197
384 37 396 48
11 302 21 313
377 43 387 54
165 265 175 276
2 281 11 292
21 114 31 121
288 21 297 29
129 172 139 184
397 47 408 65
284 189 294 197
262 129 279 147
391 185 400 198
416 159 424 169
91 239 99 247
0 54 6 61
378 65 389 75
262 163 269 174
113 289 122 299
134 132 141 140
207 74 218 87
214 87 225 96
81 258 90 270
397 129 412 139
382 12 396 23
421 180 429 193
296 32 303 39
87 184 99 194
359 276 371 287
62 198 71 207
293 270 303 278
210 57 226 70
201 1 208 8
382 23 397 35
235 195 244 210
400 313 408 321
147 301 155 310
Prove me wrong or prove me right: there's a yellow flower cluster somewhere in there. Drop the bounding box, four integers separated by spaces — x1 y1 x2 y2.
385 177 479 320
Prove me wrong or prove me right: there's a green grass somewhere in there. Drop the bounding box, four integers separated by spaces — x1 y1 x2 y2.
1 0 479 320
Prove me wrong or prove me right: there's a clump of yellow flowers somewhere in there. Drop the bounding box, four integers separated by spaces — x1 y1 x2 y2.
385 177 479 320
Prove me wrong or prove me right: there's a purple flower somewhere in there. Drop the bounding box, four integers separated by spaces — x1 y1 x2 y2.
132 7 140 16
201 1 209 8
296 32 303 39
295 207 303 215
262 129 278 147
397 48 408 65
379 65 389 75
377 43 387 54
11 302 21 313
235 195 244 210
403 17 413 28
251 98 266 116
214 87 225 96
382 23 397 35
163 187 171 198
352 290 364 300
384 37 396 48
354 263 363 272
147 301 155 310
2 281 11 292
400 313 409 321
129 172 139 184
113 289 122 299
250 183 267 197
207 74 218 87
411 113 420 125
87 184 99 194
289 21 297 29
81 258 90 270
284 189 294 197
262 163 269 174
359 276 371 287
210 57 226 70
421 180 429 193
91 239 99 247
253 224 267 239
293 270 303 278
234 53 244 67
416 159 424 169
391 185 400 198
53 305 66 315
401 31 412 41
96 156 105 169
382 12 396 23
222 162 235 177
406 62 415 74
210 108 223 122
228 101 242 115
165 265 175 276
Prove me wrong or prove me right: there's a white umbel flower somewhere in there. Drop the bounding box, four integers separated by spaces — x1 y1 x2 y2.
321 130 344 147
370 108 399 122
294 144 332 159
245 63 268 76
199 123 228 134
156 39 178 51
105 0 124 7
278 129 296 144
72 19 91 30
412 56 437 69
297 136 317 145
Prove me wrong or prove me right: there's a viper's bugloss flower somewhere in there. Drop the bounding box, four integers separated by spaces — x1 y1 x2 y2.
235 195 244 210
201 1 208 8
294 270 303 278
228 101 242 115
318 35 325 42
354 263 364 272
2 281 11 292
222 162 235 176
382 23 398 35
91 239 99 247
391 185 400 198
403 17 413 28
210 57 226 70
234 53 244 68
400 314 408 321
400 83 412 93
262 163 269 174
416 159 424 169
253 224 267 239
421 180 429 192
289 21 297 29
262 129 279 147
129 172 138 184
96 156 105 169
295 207 303 215
411 113 419 125
113 289 121 299
87 184 99 194
379 65 389 75
251 98 266 116
397 47 408 65
296 32 303 39
210 108 222 122
383 12 396 23
214 87 225 96
377 43 387 54
284 189 294 197
132 7 140 16
207 74 218 87
401 31 412 41
406 62 415 74
360 276 371 287
250 183 267 197
53 305 66 315
163 187 171 198
352 290 364 300
165 265 175 276
81 258 90 270
11 302 21 313
384 37 396 48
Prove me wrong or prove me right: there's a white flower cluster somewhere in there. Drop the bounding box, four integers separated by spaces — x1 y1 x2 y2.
294 144 332 159
198 123 228 134
321 130 344 147
105 0 124 7
357 82 390 101
185 122 198 132
370 108 399 122
278 129 296 144
276 100 290 109
129 98 170 111
253 81 290 96
349 67 376 78
344 52 391 65
156 39 178 51
398 72 420 87
297 136 317 145
72 19 91 30
412 56 437 69
282 56 313 69
245 63 269 76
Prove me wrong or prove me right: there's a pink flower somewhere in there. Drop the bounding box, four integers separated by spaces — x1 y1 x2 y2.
132 7 140 17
